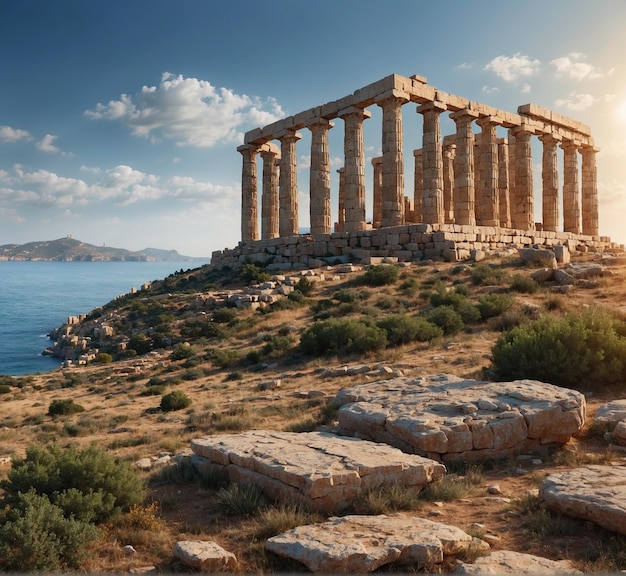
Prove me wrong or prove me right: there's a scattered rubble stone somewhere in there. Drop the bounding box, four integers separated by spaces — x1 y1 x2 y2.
454 550 581 574
173 540 237 572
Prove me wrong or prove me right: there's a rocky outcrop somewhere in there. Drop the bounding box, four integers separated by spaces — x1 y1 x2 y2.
454 550 581 574
172 540 237 571
540 465 626 535
266 514 487 574
191 430 445 513
333 374 585 461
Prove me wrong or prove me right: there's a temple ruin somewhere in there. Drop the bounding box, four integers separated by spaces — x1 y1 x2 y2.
211 73 617 269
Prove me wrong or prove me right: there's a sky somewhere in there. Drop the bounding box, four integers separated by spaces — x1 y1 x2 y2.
2 0 626 258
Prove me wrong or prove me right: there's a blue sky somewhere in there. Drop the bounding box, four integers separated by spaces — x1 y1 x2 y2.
2 0 625 257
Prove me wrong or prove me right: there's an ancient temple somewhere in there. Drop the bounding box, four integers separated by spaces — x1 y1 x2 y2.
211 73 612 269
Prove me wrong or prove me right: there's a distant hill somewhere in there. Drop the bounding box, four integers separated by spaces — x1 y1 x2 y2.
0 237 208 262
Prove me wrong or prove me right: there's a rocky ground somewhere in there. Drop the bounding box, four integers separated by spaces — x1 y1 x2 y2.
2 250 626 573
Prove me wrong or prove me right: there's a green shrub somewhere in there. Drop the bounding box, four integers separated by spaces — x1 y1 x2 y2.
140 385 165 396
171 343 195 361
48 399 85 417
430 289 480 323
181 319 226 340
470 264 508 286
362 264 399 287
0 384 11 394
212 307 238 324
95 352 113 364
422 306 464 335
210 348 241 368
491 307 626 391
299 318 387 356
217 482 267 516
0 490 99 571
295 277 316 296
1 443 146 523
160 390 192 412
510 273 538 294
477 293 514 320
332 288 363 303
127 333 152 355
377 314 443 346
238 263 270 284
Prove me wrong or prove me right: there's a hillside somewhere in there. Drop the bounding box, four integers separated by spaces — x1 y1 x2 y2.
0 237 207 262
2 251 626 573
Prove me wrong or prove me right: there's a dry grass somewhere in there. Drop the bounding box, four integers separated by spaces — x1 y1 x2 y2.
2 253 626 572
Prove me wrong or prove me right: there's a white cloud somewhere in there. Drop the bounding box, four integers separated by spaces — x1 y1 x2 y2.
0 207 24 223
481 85 500 94
85 72 285 148
455 62 475 70
484 53 540 82
36 134 61 153
0 126 32 143
521 83 531 94
555 92 597 112
551 52 604 81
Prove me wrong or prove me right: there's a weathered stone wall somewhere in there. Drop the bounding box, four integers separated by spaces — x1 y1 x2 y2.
210 222 619 270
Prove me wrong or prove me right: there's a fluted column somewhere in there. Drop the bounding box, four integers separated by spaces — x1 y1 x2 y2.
450 108 478 226
337 167 346 232
417 101 446 224
497 138 511 228
581 145 599 236
371 157 383 227
277 130 301 237
413 149 423 223
442 138 456 224
376 91 409 227
308 118 333 235
238 144 259 241
476 116 500 226
507 130 517 226
562 141 581 234
511 126 534 230
339 106 371 232
260 144 280 239
539 134 560 233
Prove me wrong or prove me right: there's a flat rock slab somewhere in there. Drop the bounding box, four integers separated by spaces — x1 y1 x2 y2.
191 430 445 513
266 513 486 573
334 374 585 461
593 399 626 424
454 550 581 574
172 540 237 572
540 465 626 535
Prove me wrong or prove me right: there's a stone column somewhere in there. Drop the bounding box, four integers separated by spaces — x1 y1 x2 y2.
339 106 371 232
507 130 517 225
511 126 534 231
497 138 511 228
539 134 560 233
417 101 447 224
581 145 599 236
337 167 346 232
450 108 478 226
260 143 280 239
238 144 259 241
476 116 500 227
308 118 333 235
442 137 456 224
562 140 581 234
376 90 409 227
372 157 383 227
277 130 301 237
413 149 423 223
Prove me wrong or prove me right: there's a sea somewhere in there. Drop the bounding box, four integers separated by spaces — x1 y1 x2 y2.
0 260 209 376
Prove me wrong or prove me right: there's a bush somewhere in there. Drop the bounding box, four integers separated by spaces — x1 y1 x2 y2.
210 348 241 368
491 307 626 391
295 277 316 296
1 443 146 523
212 307 238 324
377 314 443 346
238 263 270 284
160 390 192 412
422 306 464 336
299 318 387 356
477 293 514 320
48 399 85 417
430 289 480 324
332 288 363 303
127 333 152 355
95 352 113 364
362 264 399 287
0 490 99 571
510 273 538 294
171 343 195 361
470 264 508 286
0 383 11 394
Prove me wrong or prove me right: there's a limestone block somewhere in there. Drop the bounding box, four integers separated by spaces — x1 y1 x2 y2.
530 268 554 283
540 465 626 535
173 540 237 572
518 248 557 268
334 375 585 461
454 550 581 575
613 421 626 446
554 269 575 285
266 514 484 574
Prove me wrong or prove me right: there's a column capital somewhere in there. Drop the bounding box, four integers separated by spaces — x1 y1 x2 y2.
276 129 302 142
338 106 372 120
511 123 535 137
237 143 259 154
579 144 600 154
375 89 410 106
259 142 280 155
449 108 479 121
371 156 382 166
538 133 562 143
307 117 334 130
476 115 501 128
413 148 423 157
560 139 579 151
417 100 447 114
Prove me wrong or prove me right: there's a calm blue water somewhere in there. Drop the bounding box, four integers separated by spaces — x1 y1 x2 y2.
0 261 208 376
